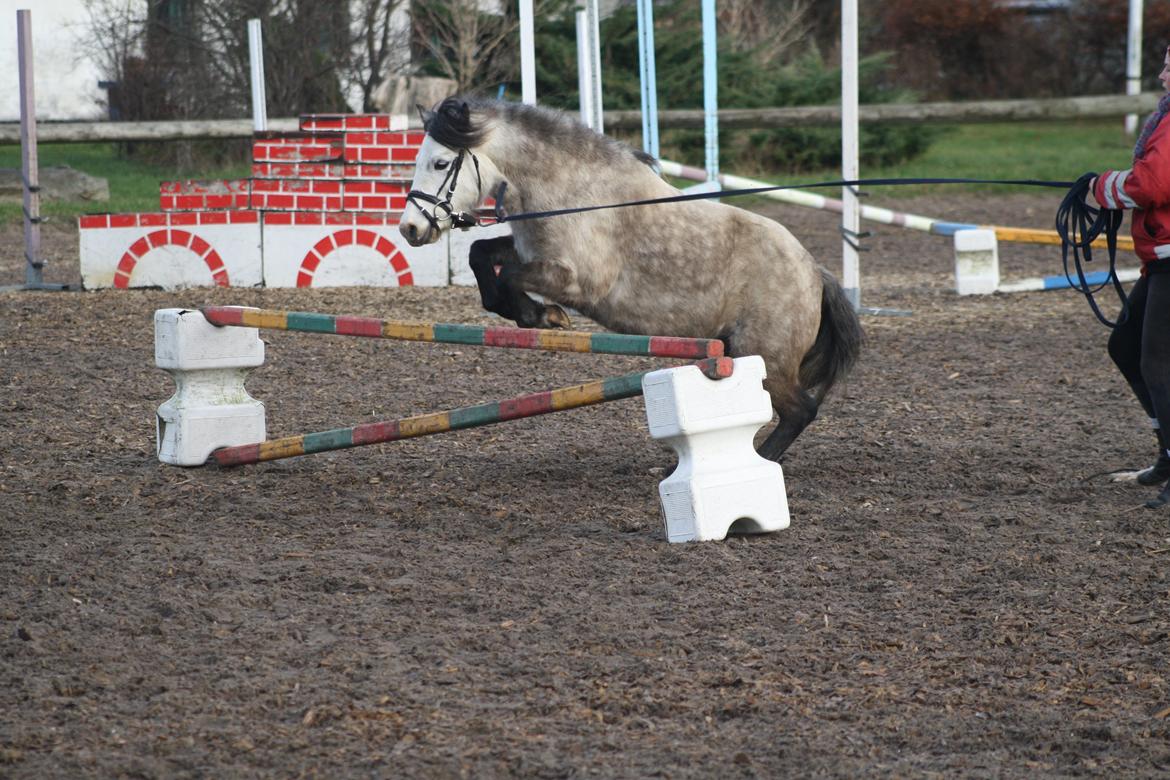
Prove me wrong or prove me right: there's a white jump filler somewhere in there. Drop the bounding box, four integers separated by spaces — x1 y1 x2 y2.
953 228 1000 296
642 356 790 542
155 308 266 466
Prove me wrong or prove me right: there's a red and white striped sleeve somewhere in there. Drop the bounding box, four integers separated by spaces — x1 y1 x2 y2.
1093 169 1138 209
1094 119 1170 210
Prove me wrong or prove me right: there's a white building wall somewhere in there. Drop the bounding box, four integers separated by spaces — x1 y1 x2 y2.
0 0 104 120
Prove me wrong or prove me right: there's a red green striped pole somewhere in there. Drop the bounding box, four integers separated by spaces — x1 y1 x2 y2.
202 306 724 361
212 357 732 467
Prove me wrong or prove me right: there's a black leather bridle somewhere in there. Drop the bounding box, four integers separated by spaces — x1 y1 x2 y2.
405 148 483 241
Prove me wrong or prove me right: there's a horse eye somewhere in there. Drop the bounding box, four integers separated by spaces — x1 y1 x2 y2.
434 159 450 170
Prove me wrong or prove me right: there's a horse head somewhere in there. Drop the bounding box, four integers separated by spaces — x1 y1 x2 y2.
400 99 497 247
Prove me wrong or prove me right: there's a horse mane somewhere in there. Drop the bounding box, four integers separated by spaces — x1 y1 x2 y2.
425 96 656 169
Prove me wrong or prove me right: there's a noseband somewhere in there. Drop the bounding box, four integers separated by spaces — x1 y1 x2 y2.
406 148 482 239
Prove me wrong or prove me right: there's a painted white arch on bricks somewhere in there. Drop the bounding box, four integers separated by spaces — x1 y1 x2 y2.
119 236 230 290
78 215 263 290
302 228 414 288
260 216 448 288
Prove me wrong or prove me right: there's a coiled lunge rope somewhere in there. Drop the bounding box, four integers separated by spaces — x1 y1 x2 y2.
1054 173 1129 328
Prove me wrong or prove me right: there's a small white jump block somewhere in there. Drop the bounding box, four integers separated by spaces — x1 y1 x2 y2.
155 308 266 466
642 355 790 543
954 228 1000 296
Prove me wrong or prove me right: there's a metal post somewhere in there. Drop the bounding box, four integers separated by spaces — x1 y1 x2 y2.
841 0 860 310
636 0 659 158
576 10 593 127
248 19 267 133
585 0 603 133
18 9 42 288
701 0 718 186
519 0 536 105
1125 0 1144 136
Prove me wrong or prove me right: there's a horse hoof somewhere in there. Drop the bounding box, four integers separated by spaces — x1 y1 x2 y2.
543 304 572 330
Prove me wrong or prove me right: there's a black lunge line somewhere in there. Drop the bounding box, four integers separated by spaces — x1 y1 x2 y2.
489 176 1077 224
487 172 1127 328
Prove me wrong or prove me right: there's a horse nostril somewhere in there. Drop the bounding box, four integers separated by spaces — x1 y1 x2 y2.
406 224 417 242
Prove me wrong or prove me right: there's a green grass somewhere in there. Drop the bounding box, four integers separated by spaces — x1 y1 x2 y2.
672 119 1140 201
0 142 251 225
0 118 1142 226
849 120 1138 198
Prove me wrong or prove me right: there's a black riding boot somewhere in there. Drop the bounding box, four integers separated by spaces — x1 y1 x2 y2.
1145 479 1170 509
1139 453 1170 485
1138 425 1170 486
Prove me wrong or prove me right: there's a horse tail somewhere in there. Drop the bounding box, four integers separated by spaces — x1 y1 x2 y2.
798 268 864 403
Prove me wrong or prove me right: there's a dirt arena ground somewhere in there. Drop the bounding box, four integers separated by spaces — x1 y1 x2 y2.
3 193 1169 777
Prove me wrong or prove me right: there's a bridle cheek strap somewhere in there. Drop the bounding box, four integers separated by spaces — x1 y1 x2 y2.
405 149 483 237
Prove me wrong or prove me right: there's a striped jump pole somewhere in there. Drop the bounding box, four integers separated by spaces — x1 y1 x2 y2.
202 306 724 362
996 267 1143 294
213 358 733 466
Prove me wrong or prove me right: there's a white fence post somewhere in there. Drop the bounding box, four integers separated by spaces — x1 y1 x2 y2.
701 0 718 186
585 0 603 133
248 19 268 133
575 10 594 128
519 0 536 105
1125 0 1144 136
841 0 861 310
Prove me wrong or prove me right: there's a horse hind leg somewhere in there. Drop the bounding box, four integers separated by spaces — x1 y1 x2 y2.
757 387 819 462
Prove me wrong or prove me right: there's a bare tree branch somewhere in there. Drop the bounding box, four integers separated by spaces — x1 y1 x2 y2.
720 0 812 65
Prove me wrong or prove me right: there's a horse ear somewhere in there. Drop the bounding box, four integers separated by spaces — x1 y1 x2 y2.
416 104 434 129
458 102 471 124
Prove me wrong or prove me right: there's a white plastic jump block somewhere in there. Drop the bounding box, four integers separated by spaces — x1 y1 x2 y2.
954 228 1000 296
155 308 266 466
642 355 790 543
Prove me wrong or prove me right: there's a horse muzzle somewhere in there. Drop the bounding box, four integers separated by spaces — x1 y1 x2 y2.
399 214 440 247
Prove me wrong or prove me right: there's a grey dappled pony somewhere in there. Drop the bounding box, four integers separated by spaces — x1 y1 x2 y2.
399 97 863 461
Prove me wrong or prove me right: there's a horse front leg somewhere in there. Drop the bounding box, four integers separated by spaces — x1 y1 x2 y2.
468 236 520 318
468 237 571 329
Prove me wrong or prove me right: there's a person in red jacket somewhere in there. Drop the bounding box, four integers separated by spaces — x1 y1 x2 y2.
1092 46 1170 508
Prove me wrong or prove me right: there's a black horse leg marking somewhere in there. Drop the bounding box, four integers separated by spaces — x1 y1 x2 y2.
757 389 819 462
467 237 570 328
468 236 519 318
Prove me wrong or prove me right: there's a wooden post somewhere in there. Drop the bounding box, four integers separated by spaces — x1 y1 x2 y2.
17 10 42 288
